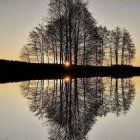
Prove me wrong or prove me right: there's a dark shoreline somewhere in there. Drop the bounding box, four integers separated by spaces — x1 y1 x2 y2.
0 59 140 83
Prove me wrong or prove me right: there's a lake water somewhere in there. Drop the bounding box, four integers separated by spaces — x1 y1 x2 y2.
0 77 140 140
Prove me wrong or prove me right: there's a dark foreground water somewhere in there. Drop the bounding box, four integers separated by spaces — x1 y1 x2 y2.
0 77 140 140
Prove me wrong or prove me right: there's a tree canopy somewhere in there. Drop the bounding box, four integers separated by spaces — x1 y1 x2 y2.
20 0 136 66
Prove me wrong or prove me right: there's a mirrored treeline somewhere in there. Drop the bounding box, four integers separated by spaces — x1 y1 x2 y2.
20 77 135 140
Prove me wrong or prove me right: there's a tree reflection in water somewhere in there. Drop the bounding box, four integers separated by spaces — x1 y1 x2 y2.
20 77 135 140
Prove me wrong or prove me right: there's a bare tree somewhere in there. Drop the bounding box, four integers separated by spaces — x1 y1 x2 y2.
97 26 110 66
111 27 122 65
20 45 31 62
20 0 136 66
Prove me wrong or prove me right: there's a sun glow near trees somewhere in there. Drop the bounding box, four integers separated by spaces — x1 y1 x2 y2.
20 0 135 66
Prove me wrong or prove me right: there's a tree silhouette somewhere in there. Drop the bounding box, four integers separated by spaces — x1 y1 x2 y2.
108 27 136 65
20 77 135 140
20 0 135 66
20 45 31 62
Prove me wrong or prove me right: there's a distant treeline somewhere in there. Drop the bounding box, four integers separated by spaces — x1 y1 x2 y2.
20 0 135 66
1 59 140 83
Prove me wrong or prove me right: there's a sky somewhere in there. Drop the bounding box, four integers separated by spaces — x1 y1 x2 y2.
0 0 140 65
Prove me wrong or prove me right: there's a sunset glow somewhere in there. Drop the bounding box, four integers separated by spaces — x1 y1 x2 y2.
1 1 140 140
0 0 140 66
65 61 70 67
64 76 71 82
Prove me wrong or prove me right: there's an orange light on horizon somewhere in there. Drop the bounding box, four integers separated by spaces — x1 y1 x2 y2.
64 76 71 82
65 61 70 67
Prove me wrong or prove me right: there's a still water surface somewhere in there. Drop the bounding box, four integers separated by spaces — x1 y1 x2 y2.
0 77 140 140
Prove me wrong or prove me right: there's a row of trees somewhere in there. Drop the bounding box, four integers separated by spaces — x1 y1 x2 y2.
20 0 135 66
20 78 135 139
